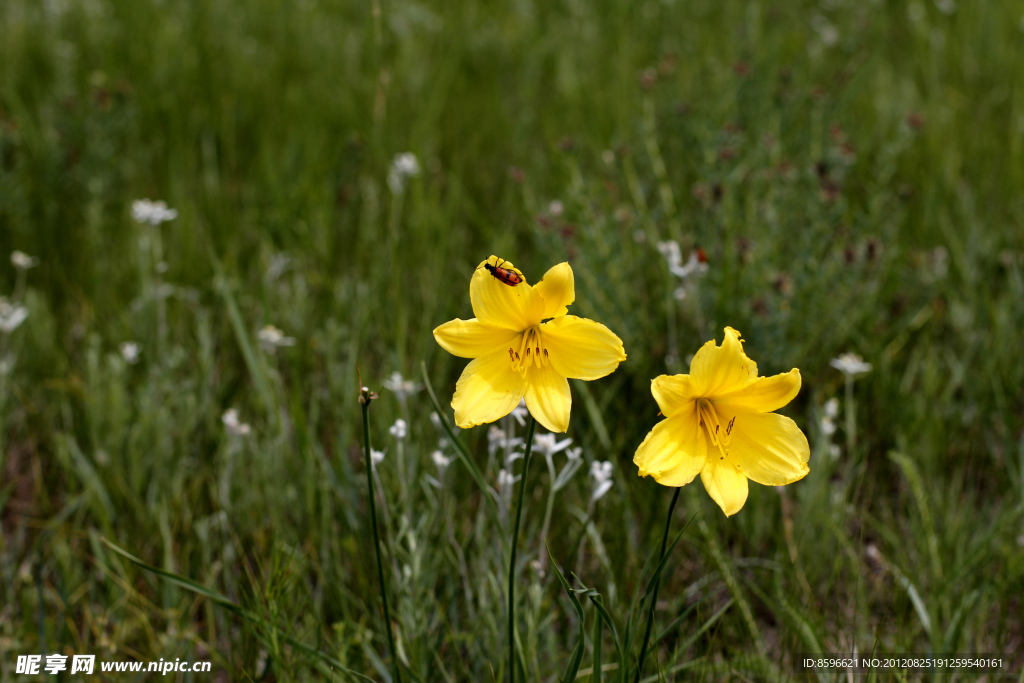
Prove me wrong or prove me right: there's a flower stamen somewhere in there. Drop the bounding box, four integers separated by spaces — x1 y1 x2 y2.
510 327 549 374
697 399 734 460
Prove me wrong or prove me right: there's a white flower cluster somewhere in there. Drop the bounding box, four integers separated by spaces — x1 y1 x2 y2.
384 372 423 401
131 199 178 226
11 251 38 271
222 409 252 437
387 153 420 194
589 461 614 502
257 325 296 352
830 353 872 376
0 298 29 334
119 341 142 364
657 240 709 300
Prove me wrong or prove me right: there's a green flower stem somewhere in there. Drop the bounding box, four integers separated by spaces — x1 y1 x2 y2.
361 396 402 683
634 486 680 683
508 416 537 683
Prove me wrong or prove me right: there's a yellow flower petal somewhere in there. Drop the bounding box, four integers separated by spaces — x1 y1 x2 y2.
700 458 749 517
726 411 810 486
433 318 521 359
714 369 802 414
633 404 707 486
689 327 758 397
533 262 575 318
470 256 544 331
542 316 627 381
524 364 571 433
651 374 699 417
452 349 528 429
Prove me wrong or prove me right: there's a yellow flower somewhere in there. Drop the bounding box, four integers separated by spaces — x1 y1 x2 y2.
633 327 809 516
434 256 627 433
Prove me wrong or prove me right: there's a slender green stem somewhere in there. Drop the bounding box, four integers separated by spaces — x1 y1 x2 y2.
361 398 402 683
845 374 856 453
508 416 537 683
634 486 680 682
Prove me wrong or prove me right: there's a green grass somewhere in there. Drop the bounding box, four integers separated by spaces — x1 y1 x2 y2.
2 0 1024 680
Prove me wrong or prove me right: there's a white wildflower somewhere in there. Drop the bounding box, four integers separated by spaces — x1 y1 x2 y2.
431 450 451 477
11 251 38 270
830 353 872 376
131 199 178 226
589 461 614 502
657 240 708 280
384 371 422 401
119 341 142 364
257 325 296 352
824 397 840 419
510 398 529 427
222 409 251 437
387 152 420 194
0 299 29 334
548 200 564 217
533 433 572 458
497 468 519 492
389 418 408 440
371 449 386 467
820 416 837 436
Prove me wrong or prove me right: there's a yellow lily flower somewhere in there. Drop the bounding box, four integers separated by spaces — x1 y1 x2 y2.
434 256 627 433
633 327 809 516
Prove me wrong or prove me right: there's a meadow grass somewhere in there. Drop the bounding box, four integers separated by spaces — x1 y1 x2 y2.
2 0 1023 680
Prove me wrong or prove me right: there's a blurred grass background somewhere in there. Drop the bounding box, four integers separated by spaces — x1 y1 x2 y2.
2 0 1023 680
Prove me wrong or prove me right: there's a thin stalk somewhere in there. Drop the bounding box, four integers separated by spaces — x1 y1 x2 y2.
845 374 856 452
361 397 402 683
508 416 537 683
634 486 681 682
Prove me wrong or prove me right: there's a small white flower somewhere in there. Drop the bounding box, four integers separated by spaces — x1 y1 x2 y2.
829 444 842 461
824 397 840 419
566 447 582 462
431 450 451 476
510 398 529 427
131 199 178 226
657 241 708 280
497 468 519 492
389 419 408 440
371 449 386 467
674 251 709 280
0 298 29 334
830 353 872 376
673 286 687 301
119 341 142 364
222 409 252 437
387 152 420 194
657 240 682 271
820 416 837 436
11 251 38 270
383 371 423 401
533 433 573 458
257 325 296 352
548 200 564 217
589 460 614 501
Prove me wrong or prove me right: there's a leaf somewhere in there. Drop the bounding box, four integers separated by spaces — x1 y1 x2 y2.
101 538 378 682
547 545 586 682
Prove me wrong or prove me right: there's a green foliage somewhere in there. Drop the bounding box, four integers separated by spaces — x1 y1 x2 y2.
2 0 1023 680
